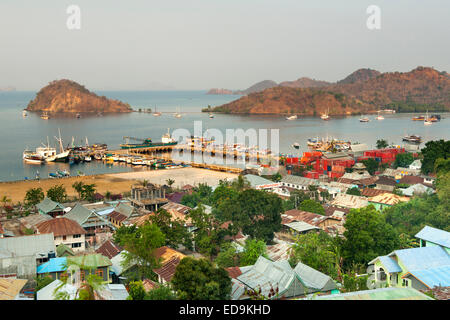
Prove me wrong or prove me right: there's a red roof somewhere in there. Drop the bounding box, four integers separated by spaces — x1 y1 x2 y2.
107 211 128 223
226 267 242 279
153 257 181 282
361 188 392 197
36 217 86 237
95 240 122 259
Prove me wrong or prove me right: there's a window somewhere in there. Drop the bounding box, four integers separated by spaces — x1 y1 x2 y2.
72 242 82 248
96 269 103 278
80 271 85 281
62 235 67 241
73 234 81 238
402 279 410 287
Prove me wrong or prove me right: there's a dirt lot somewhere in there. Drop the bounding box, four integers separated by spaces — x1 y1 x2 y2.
0 168 238 205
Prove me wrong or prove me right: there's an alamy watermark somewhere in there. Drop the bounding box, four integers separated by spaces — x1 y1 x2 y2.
66 5 81 30
366 5 381 30
170 121 280 169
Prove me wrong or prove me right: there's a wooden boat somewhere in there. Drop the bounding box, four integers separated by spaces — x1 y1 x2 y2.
40 111 50 120
321 108 330 120
402 135 421 144
375 111 384 120
23 151 44 164
152 107 162 117
286 115 298 120
412 115 425 121
359 116 370 122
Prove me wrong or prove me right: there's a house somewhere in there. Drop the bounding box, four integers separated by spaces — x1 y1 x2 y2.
153 246 186 284
36 280 128 300
0 233 56 279
160 202 194 230
368 193 409 211
374 176 397 192
243 174 281 190
280 175 319 191
0 278 29 300
401 184 435 197
307 287 433 300
37 254 113 283
19 213 53 233
36 217 86 252
130 184 168 211
56 243 75 257
415 226 450 254
360 188 391 198
95 239 122 259
64 203 114 239
323 205 350 217
36 198 65 218
107 202 140 228
330 193 368 209
166 191 187 204
266 241 292 262
409 159 422 170
368 246 450 291
352 162 367 173
283 209 341 231
294 262 339 294
235 256 338 299
382 168 421 180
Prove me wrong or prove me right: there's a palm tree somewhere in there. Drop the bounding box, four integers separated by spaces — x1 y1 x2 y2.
1 195 11 209
139 179 149 188
166 179 175 187
72 181 84 200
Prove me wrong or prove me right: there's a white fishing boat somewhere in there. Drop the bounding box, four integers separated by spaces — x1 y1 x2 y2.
375 111 384 120
23 150 44 164
118 156 127 162
153 107 162 117
40 111 49 120
131 158 144 165
292 142 300 149
359 116 370 122
286 115 298 120
22 110 27 117
424 110 432 126
320 108 330 120
84 156 92 162
209 113 214 118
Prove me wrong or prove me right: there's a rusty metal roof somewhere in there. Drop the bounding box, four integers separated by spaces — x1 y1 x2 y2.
36 217 86 237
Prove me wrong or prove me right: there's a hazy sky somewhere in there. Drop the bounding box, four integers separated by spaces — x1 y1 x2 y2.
1 0 449 90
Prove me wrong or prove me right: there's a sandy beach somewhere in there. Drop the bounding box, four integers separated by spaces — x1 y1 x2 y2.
0 168 238 205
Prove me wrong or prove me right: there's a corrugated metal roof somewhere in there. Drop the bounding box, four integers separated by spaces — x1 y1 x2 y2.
36 279 78 300
281 175 319 187
236 256 296 298
402 184 434 197
0 278 28 300
405 266 450 288
68 253 112 268
284 221 319 233
36 197 65 213
294 262 336 291
37 217 86 237
330 193 368 209
64 203 94 225
415 226 450 249
37 257 67 273
0 233 55 258
378 256 402 273
309 287 433 300
243 174 275 187
230 278 246 300
394 246 450 271
369 193 409 206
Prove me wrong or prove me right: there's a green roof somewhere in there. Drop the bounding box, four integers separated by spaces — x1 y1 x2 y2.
56 243 75 257
67 254 112 269
310 288 433 300
36 197 65 214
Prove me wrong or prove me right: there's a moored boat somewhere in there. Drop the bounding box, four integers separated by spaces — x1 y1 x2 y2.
286 115 298 120
359 116 370 122
402 134 421 144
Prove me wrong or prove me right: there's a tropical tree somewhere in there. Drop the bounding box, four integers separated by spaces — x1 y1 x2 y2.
81 184 96 201
171 257 232 300
127 281 147 300
145 284 176 300
376 139 389 149
24 187 44 207
421 139 450 174
215 242 239 268
299 199 325 215
289 231 340 280
1 195 11 210
116 222 166 280
340 205 400 267
72 181 84 199
149 208 192 250
361 158 379 175
393 153 414 169
46 185 67 203
240 239 267 267
346 187 361 196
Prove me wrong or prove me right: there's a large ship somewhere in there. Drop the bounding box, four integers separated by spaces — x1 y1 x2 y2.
120 129 177 149
402 134 422 144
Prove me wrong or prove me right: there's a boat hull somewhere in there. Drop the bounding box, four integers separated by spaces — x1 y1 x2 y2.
120 141 178 149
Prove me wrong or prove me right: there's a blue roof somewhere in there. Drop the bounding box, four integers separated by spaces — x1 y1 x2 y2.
406 266 450 288
394 246 450 271
379 256 402 273
37 257 67 274
415 226 450 249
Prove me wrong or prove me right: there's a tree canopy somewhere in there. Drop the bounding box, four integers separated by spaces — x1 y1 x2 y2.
421 139 450 174
171 257 231 300
298 199 325 215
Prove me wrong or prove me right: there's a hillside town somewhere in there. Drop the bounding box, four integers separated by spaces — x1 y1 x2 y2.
0 139 448 301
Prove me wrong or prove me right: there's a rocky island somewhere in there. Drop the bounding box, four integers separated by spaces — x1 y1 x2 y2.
26 79 132 113
206 67 450 115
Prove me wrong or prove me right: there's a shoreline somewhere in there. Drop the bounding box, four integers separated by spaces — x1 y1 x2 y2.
0 168 238 205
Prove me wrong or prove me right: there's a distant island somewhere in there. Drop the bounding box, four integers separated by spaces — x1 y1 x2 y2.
207 88 234 95
0 86 16 92
26 79 132 113
204 67 450 115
